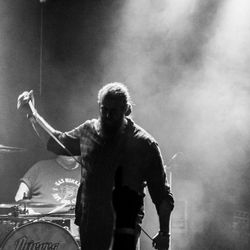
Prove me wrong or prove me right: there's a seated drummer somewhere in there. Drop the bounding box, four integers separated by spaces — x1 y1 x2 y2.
15 155 81 214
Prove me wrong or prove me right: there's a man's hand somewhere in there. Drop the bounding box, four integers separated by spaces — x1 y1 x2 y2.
152 232 170 250
17 90 35 116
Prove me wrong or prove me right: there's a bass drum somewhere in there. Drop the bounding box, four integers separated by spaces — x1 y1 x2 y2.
0 220 80 250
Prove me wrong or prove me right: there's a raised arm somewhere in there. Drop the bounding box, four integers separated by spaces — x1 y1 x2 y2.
17 91 80 156
17 90 58 140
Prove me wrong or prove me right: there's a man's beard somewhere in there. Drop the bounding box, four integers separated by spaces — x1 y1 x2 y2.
101 119 123 138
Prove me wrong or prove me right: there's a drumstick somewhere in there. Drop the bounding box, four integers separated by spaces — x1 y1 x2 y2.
48 203 69 214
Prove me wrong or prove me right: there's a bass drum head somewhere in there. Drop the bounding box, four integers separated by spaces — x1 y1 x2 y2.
1 220 80 250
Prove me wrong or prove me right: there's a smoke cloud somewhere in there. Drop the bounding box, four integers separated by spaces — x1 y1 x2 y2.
96 0 250 248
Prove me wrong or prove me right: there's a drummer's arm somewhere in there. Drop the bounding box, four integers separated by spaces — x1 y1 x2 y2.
15 182 31 202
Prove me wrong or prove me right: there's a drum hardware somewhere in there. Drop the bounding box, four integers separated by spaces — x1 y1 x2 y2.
0 203 31 217
0 203 22 217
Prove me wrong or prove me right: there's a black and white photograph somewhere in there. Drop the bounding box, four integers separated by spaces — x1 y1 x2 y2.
0 1 250 249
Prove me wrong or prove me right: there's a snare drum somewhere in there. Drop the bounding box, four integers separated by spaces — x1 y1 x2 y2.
0 220 80 250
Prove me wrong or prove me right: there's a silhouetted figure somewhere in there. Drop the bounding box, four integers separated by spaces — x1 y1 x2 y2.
17 82 174 250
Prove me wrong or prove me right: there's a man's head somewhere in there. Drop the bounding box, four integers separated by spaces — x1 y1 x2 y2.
98 82 132 136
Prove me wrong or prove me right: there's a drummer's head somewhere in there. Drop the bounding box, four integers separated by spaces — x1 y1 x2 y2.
98 83 132 136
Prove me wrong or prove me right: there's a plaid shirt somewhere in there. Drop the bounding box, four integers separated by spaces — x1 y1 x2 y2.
66 119 102 159
47 118 174 249
47 118 172 208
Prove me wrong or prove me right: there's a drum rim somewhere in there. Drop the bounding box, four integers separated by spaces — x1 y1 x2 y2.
0 219 80 249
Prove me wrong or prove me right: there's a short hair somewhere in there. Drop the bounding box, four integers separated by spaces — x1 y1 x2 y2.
97 82 133 115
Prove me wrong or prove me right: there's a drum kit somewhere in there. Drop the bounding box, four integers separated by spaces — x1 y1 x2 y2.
0 145 80 249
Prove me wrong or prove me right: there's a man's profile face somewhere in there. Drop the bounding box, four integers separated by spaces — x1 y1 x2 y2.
99 95 126 136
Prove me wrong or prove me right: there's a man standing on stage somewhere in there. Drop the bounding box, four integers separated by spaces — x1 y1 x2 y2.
17 82 174 250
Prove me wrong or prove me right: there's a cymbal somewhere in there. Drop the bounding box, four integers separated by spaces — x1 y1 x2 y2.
0 203 19 208
18 200 70 208
0 144 26 152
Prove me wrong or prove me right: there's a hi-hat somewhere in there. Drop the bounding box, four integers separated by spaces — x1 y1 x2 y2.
0 144 26 152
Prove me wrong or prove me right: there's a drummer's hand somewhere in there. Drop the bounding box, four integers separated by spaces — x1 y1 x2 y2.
152 231 170 250
17 90 35 115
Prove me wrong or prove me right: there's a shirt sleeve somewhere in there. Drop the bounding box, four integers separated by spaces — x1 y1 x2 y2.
47 129 81 156
20 163 40 191
146 142 174 213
